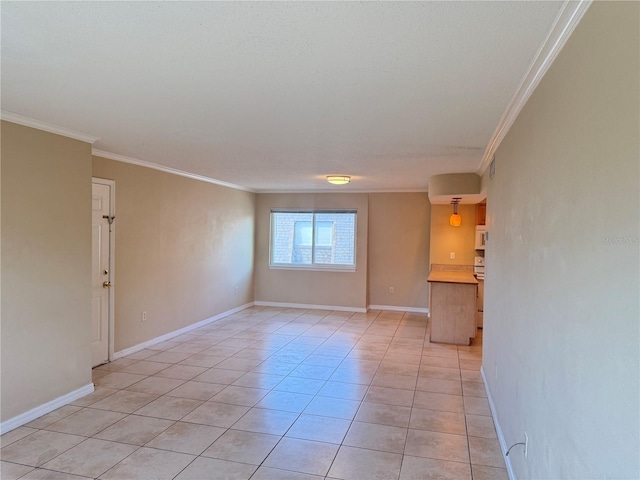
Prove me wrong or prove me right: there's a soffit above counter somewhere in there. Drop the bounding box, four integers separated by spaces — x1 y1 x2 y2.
428 173 485 204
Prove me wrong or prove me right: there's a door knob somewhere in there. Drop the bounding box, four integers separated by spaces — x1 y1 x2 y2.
103 281 112 288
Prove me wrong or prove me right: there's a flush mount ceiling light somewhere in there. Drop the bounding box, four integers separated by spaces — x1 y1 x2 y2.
450 197 462 227
326 175 351 185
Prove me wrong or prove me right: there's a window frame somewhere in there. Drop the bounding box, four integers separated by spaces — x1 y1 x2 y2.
269 209 357 272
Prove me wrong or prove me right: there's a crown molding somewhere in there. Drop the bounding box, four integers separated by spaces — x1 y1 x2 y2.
256 188 429 194
477 0 593 175
92 149 256 193
1 111 100 144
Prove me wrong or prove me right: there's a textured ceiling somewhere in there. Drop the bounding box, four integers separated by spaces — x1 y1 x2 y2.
1 1 564 192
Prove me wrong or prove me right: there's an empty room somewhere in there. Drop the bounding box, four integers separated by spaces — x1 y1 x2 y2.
1 1 638 479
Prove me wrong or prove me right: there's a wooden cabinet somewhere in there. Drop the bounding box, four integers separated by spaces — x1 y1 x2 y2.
476 203 486 225
476 279 484 328
428 271 478 345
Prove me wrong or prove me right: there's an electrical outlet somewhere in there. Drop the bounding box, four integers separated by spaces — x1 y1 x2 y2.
450 252 455 260
235 286 239 294
389 287 395 294
142 311 147 322
524 432 529 458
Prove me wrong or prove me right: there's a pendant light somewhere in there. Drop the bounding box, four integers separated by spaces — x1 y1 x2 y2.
450 198 462 227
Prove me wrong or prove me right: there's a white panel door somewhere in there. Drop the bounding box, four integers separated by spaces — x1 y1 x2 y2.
91 183 111 366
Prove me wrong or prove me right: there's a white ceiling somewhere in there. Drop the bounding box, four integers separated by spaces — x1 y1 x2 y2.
1 1 565 192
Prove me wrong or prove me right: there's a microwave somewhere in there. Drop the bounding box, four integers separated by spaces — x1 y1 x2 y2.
475 226 487 250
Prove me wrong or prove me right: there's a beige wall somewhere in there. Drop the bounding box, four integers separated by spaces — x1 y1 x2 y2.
483 2 639 478
1 121 93 422
368 193 430 309
92 157 256 352
429 204 476 266
254 193 368 310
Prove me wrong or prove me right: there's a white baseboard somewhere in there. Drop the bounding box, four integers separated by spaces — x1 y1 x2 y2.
254 301 367 313
367 305 429 314
0 383 95 435
481 366 516 480
114 302 254 359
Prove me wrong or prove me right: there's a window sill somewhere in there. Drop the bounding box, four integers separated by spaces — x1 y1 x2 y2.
269 264 356 273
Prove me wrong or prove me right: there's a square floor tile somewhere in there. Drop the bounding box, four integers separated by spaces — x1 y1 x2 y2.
371 373 417 390
25 406 83 429
264 437 339 476
399 455 472 480
101 447 194 480
214 357 263 372
41 438 137 478
173 456 256 480
231 408 298 435
410 407 467 435
45 408 126 437
94 415 173 445
95 372 147 389
413 391 464 413
343 421 407 454
123 349 158 360
418 366 461 381
16 468 90 480
94 358 137 372
355 402 411 428
252 361 298 376
285 414 351 444
119 360 170 376
125 376 186 395
0 461 33 480
463 396 491 416
329 368 375 385
256 391 313 413
251 466 323 480
274 377 325 395
416 377 463 395
134 396 202 421
232 372 285 389
1 427 38 448
145 351 193 364
153 364 208 380
69 387 119 407
181 401 250 428
166 380 226 401
145 421 225 455
421 356 460 369
365 386 414 407
289 364 336 381
472 464 509 480
0 430 85 467
468 436 505 468
317 382 368 401
328 445 403 480
90 390 158 413
209 385 270 407
465 414 497 438
462 381 487 398
202 429 280 465
303 396 360 420
405 429 469 463
178 354 226 368
193 368 246 385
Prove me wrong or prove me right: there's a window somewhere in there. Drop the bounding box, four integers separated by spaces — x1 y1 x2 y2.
270 210 356 270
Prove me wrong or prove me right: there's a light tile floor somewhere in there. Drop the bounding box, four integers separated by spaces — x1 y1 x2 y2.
1 307 508 480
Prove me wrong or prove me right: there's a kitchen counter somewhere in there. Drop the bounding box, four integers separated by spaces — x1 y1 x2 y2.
428 268 478 345
427 270 478 285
